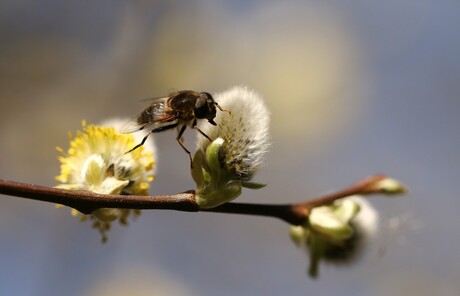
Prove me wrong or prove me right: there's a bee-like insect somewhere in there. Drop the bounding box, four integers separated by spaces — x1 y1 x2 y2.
124 90 229 166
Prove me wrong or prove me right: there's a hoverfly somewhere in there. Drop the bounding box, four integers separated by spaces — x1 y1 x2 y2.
124 90 229 167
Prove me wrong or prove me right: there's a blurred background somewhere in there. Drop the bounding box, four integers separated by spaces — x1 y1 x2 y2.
1 0 459 295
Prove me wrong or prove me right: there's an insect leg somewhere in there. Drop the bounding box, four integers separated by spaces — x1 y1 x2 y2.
151 123 178 133
191 119 212 142
125 133 150 154
125 123 178 154
176 125 193 168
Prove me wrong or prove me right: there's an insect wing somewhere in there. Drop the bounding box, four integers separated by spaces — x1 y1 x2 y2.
120 96 175 134
119 119 147 134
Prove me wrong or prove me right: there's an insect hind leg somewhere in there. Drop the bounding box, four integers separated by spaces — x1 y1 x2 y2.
125 123 178 154
125 133 150 154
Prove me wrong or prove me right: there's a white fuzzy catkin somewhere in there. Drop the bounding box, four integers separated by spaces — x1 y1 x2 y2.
348 195 379 239
198 86 270 180
324 195 379 264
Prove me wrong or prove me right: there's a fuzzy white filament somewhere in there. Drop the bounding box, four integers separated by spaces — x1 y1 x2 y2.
198 86 270 180
348 195 379 240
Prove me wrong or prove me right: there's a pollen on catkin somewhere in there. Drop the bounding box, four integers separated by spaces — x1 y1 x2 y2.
55 119 156 242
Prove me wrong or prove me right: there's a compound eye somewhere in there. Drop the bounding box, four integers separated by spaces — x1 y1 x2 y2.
195 97 209 119
195 97 206 109
200 92 210 99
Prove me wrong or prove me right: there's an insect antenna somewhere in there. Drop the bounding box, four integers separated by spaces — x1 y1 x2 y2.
215 102 231 116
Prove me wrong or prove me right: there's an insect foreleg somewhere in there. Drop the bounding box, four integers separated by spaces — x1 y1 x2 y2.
176 125 193 168
196 128 212 141
192 119 212 142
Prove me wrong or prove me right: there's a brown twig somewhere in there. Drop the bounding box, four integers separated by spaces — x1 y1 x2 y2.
0 175 389 225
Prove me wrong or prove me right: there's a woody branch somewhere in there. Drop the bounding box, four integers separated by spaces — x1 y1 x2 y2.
0 175 388 225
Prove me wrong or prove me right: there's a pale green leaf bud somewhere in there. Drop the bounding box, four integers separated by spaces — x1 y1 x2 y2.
290 196 379 278
309 199 360 241
289 225 308 247
194 138 243 208
375 178 407 196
